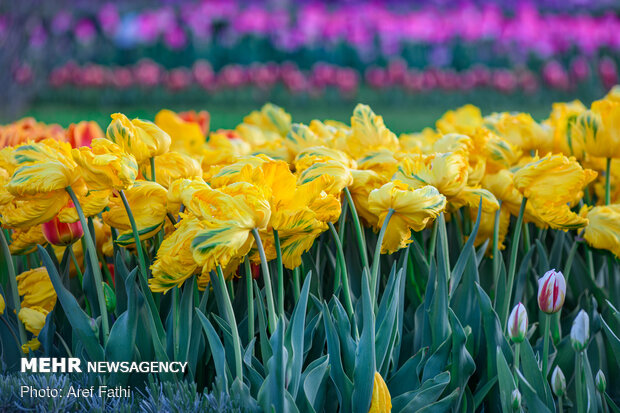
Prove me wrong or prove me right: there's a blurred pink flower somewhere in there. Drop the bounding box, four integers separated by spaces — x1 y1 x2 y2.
74 19 96 44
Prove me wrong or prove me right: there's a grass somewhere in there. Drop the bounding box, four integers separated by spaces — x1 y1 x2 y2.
20 87 583 134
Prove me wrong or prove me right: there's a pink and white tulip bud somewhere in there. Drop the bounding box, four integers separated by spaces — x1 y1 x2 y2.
551 366 566 397
595 370 606 393
537 269 566 314
570 310 590 352
508 303 528 343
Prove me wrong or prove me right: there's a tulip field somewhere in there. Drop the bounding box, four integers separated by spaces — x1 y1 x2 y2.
1 87 620 412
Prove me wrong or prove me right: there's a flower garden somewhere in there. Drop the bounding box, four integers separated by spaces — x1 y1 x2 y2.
2 1 620 412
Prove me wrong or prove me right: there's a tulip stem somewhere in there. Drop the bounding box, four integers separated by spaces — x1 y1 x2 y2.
244 258 254 342
215 265 244 381
149 157 156 181
576 353 585 413
605 157 611 205
119 189 165 341
68 245 92 315
371 208 394 304
273 230 284 316
502 197 527 329
0 229 27 346
428 218 438 260
293 267 301 302
251 228 277 334
328 222 355 322
492 202 502 291
344 187 370 273
513 343 520 383
541 313 551 378
66 186 109 344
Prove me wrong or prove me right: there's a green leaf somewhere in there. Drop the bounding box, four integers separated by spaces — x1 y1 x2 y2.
516 370 552 413
496 348 516 413
300 356 330 413
196 308 228 394
415 387 460 413
105 268 140 385
352 271 376 413
519 339 555 410
322 300 353 413
450 200 483 296
258 319 289 413
473 377 498 410
392 371 450 412
286 272 312 399
38 245 104 361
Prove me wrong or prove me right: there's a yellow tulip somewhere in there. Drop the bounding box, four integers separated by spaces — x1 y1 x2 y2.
285 123 324 157
345 104 399 158
167 176 210 215
308 119 338 141
106 113 171 163
154 109 205 154
482 170 523 216
297 160 354 195
72 138 138 191
5 139 78 197
579 204 620 257
209 155 271 188
350 169 388 228
243 103 291 137
432 133 473 154
22 338 41 354
546 100 587 160
451 186 499 213
102 180 168 246
143 151 202 188
0 293 5 315
368 372 392 413
486 112 551 152
188 183 271 274
368 181 447 253
0 190 70 228
16 267 57 312
9 225 46 255
573 98 620 159
201 132 251 171
395 152 468 198
436 104 483 136
357 149 399 179
399 128 439 154
18 306 48 335
513 154 597 206
294 146 355 173
474 128 522 173
150 214 206 293
251 140 292 163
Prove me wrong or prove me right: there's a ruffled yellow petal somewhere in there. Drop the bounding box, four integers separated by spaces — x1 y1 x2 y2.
143 151 202 188
107 113 171 163
297 160 353 195
18 306 48 335
9 225 46 255
579 204 620 257
368 372 392 413
0 190 69 228
395 152 468 198
155 109 205 154
72 138 138 191
16 267 57 312
369 182 447 253
346 104 399 158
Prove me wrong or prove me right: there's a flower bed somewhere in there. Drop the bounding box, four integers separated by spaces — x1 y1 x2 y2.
1 88 620 411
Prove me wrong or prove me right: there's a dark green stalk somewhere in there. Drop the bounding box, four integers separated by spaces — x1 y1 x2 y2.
0 230 27 345
502 197 527 329
215 266 243 381
244 258 254 341
371 208 394 303
273 229 284 316
66 186 109 343
328 222 355 321
343 187 370 272
251 228 277 334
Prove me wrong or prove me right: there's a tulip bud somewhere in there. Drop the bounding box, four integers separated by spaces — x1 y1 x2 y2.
511 389 521 411
103 282 116 313
42 212 84 246
508 302 528 343
595 370 606 393
537 269 566 314
570 310 590 352
551 366 566 397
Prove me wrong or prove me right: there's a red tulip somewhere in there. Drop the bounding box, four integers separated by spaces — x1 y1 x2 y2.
42 213 83 246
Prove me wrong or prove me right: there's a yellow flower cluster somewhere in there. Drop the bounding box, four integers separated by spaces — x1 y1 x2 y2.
1 86 620 303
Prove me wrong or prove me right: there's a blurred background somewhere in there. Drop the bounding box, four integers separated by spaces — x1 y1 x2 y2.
1 0 619 133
